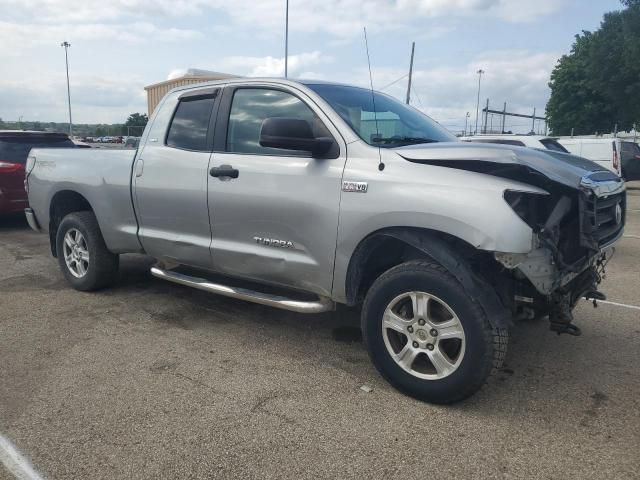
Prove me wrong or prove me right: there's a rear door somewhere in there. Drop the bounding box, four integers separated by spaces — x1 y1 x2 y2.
133 87 219 268
206 84 347 296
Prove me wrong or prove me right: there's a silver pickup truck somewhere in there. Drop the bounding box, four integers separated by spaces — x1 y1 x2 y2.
24 78 626 403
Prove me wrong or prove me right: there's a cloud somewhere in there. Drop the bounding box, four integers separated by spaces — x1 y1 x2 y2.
0 49 558 129
217 51 332 77
2 0 566 38
170 51 333 80
0 74 146 123
201 0 566 38
0 21 201 56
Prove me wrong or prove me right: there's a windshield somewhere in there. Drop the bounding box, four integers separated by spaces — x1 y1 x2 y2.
306 83 456 147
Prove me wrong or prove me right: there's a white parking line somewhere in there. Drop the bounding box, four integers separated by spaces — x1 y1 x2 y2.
584 298 640 311
0 434 44 480
623 234 640 239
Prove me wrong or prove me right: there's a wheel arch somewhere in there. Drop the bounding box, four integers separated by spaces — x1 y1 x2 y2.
344 227 512 328
48 190 95 257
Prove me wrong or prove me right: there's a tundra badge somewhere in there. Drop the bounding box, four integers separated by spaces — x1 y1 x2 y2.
254 236 294 248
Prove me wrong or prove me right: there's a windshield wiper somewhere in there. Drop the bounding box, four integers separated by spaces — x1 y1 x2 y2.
371 136 439 146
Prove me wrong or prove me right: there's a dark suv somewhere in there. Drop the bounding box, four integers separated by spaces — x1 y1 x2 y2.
621 141 640 181
0 131 75 215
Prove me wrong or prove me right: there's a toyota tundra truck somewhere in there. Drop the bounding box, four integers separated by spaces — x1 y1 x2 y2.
24 79 626 404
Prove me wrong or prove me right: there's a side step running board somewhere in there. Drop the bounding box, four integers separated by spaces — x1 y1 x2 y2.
150 267 335 314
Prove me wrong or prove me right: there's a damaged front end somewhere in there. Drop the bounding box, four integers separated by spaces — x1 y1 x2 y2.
495 173 626 335
397 143 627 335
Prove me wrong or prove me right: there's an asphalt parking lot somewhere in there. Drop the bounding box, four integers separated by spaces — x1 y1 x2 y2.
1 187 639 480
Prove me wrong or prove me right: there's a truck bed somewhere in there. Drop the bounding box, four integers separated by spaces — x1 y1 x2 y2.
27 148 142 254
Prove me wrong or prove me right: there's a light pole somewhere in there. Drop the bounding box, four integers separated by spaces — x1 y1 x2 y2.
61 41 73 136
474 69 484 135
284 0 289 78
19 115 23 129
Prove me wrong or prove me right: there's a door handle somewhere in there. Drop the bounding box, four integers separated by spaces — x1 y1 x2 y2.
209 165 239 179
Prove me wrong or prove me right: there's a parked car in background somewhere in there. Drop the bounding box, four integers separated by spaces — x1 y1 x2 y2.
620 141 640 181
460 134 570 153
0 131 75 215
124 136 140 148
557 138 623 176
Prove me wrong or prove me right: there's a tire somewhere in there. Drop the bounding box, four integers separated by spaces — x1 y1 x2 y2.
56 211 119 291
361 260 508 404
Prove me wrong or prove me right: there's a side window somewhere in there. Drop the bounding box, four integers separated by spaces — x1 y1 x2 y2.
226 88 331 155
166 95 216 151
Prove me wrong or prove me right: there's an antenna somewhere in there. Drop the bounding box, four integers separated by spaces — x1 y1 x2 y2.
406 41 415 105
363 27 385 171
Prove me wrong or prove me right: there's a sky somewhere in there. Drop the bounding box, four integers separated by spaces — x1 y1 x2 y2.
0 0 624 133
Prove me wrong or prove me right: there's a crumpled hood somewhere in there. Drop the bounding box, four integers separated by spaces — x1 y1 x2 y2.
395 142 620 189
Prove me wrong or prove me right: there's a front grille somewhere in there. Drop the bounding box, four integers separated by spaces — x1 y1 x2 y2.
580 191 625 249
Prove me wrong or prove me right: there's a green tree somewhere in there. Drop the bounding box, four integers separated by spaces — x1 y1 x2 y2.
546 1 640 135
125 113 148 127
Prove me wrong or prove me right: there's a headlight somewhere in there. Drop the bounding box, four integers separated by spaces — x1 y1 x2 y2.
503 190 552 231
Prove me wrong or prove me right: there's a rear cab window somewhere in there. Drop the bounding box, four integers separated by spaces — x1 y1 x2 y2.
165 91 217 151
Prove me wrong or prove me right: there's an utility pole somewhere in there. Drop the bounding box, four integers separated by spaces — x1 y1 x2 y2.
405 41 415 105
61 41 73 137
474 69 484 134
483 98 489 133
501 102 506 133
531 107 536 134
284 0 289 78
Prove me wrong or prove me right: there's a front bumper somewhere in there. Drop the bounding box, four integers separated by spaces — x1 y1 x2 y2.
24 208 40 232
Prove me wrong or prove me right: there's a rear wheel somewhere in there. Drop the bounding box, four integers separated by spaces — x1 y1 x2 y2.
362 260 508 404
56 211 119 291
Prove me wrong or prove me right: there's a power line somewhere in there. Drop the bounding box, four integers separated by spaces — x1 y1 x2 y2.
410 84 425 109
378 73 409 91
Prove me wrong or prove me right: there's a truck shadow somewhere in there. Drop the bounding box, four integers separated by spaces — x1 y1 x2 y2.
0 213 30 232
111 254 633 417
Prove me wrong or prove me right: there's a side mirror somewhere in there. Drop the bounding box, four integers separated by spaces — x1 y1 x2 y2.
259 117 334 157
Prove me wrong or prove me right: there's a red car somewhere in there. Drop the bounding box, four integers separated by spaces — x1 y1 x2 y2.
0 131 76 215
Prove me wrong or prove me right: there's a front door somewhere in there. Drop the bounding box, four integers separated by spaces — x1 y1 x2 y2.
207 85 347 297
134 88 218 268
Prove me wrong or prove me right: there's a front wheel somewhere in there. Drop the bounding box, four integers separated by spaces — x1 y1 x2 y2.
361 260 508 404
56 211 119 291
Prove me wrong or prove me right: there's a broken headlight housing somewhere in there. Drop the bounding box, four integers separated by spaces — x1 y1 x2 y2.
503 190 553 232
